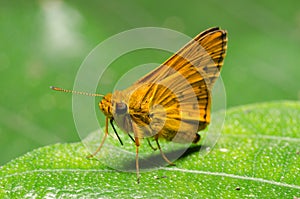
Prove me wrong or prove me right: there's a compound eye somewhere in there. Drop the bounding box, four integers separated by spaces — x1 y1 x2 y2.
115 102 127 114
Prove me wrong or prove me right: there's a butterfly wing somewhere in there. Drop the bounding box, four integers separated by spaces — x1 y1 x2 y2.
121 27 227 143
132 27 227 90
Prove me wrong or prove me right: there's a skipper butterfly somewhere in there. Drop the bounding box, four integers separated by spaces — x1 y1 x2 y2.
52 27 228 183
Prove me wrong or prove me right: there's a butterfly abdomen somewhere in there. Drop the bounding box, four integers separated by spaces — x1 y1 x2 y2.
193 133 201 143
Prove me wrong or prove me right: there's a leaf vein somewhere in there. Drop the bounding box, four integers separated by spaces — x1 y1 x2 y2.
162 167 300 190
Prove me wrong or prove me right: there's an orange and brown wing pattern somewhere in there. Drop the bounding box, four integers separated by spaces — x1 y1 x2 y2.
132 27 227 90
122 27 227 143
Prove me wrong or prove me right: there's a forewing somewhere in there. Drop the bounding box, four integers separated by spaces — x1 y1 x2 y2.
132 27 227 90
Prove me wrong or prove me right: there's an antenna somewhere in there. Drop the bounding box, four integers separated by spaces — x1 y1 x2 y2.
50 86 104 97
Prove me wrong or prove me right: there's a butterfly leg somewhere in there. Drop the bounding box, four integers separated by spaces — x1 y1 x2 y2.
155 138 175 166
146 138 157 151
134 137 140 184
132 123 141 184
86 117 109 158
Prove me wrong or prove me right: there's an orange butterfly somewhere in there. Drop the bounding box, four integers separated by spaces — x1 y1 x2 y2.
52 27 227 183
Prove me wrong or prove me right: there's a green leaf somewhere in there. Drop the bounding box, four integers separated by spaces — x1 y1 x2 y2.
1 101 300 198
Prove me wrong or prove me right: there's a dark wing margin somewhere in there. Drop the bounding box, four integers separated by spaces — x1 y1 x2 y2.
131 27 227 90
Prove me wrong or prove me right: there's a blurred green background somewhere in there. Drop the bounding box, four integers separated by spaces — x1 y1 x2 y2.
0 0 299 165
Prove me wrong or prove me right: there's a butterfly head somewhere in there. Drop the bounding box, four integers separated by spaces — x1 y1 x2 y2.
99 93 113 118
99 91 128 118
